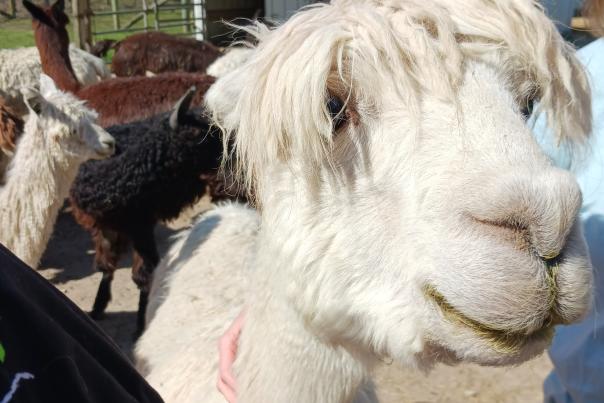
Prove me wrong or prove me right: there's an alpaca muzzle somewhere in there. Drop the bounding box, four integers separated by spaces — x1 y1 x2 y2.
423 284 555 355
467 170 582 262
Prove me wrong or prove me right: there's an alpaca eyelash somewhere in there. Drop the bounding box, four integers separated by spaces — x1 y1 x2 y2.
326 95 347 132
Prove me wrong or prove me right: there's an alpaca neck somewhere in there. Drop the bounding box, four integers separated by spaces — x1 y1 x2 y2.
34 23 81 93
0 119 80 267
234 255 370 403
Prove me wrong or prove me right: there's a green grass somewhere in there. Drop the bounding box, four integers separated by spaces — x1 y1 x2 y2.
0 8 197 52
0 17 35 48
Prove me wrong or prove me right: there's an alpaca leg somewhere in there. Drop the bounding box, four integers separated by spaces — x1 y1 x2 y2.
90 229 128 319
91 271 114 320
130 230 159 336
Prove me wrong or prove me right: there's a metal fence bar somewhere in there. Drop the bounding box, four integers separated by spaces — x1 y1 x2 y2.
95 9 151 16
145 4 204 10
152 17 201 23
87 0 205 42
122 11 145 30
94 26 157 35
93 3 203 16
152 0 159 30
180 0 189 33
93 25 202 36
171 30 201 36
153 20 198 28
110 0 120 29
142 0 149 31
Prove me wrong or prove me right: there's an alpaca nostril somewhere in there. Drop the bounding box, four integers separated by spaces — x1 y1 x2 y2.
472 218 532 251
103 140 115 150
541 252 561 262
98 139 115 156
541 252 563 269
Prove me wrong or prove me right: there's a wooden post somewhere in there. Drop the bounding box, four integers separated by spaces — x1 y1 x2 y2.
110 0 120 29
8 0 16 18
72 0 93 50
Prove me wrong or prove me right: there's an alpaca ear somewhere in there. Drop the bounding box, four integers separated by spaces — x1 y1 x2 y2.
21 87 45 116
169 86 196 130
204 67 249 130
39 74 59 98
50 0 69 25
23 0 54 26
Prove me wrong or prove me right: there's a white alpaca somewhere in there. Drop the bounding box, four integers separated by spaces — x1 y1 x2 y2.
0 45 110 115
0 74 115 268
139 203 259 374
206 47 253 78
136 1 594 401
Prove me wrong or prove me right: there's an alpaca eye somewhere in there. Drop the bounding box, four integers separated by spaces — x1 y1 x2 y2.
520 98 535 121
327 96 347 132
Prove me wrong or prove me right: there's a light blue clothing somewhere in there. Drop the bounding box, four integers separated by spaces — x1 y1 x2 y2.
533 38 604 403
540 0 582 34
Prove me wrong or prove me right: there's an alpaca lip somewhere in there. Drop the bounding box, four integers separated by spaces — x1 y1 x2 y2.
95 146 115 158
423 285 555 354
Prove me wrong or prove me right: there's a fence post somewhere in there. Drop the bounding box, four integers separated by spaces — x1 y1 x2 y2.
180 0 189 33
142 0 149 32
8 0 16 18
152 0 159 30
72 0 93 49
193 0 205 40
111 0 120 29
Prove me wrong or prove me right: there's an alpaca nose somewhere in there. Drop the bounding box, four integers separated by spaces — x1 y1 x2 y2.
100 138 116 156
468 170 582 259
103 138 115 150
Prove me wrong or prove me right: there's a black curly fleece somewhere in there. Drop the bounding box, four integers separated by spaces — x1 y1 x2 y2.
70 107 222 231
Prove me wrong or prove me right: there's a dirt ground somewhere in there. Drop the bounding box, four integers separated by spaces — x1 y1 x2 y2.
38 203 552 403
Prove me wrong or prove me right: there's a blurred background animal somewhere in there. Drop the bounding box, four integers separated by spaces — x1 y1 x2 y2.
91 32 222 77
0 98 23 182
0 75 114 268
24 0 216 127
69 87 244 335
0 45 110 116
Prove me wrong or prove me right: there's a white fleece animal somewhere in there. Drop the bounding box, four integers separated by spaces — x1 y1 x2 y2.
206 46 253 78
136 1 594 401
0 75 114 268
0 45 110 115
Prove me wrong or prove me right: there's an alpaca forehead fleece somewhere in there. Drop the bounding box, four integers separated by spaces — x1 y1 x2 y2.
37 89 98 131
207 0 590 192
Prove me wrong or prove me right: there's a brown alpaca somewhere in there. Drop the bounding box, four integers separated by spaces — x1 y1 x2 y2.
0 99 24 182
0 100 22 155
96 32 223 77
23 0 215 128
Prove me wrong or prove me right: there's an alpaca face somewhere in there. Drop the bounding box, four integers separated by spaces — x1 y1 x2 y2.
206 0 593 368
26 75 115 160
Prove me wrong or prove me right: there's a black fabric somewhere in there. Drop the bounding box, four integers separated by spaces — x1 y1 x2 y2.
0 244 163 403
